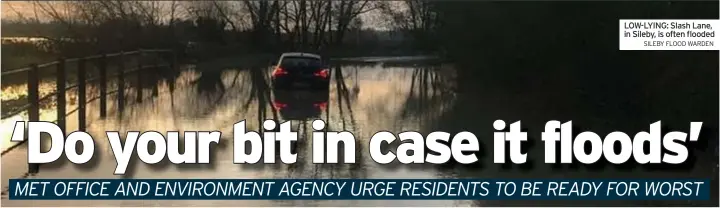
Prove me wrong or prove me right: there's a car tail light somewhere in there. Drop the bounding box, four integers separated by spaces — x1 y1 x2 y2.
314 69 329 79
314 102 327 111
272 67 288 77
273 101 288 110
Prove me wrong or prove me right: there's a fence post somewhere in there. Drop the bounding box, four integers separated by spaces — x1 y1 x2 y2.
136 51 143 103
118 52 125 116
99 54 107 118
27 64 40 174
56 58 66 134
28 64 40 122
78 58 87 131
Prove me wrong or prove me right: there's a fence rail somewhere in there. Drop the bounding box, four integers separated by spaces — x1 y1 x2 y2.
1 49 176 174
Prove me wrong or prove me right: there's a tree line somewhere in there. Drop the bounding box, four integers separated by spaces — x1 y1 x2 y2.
2 1 410 58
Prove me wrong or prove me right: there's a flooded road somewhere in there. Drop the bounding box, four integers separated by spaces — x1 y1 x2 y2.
1 57 716 207
1 58 467 206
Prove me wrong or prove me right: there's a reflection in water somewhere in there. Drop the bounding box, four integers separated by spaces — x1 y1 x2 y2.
189 59 226 106
401 67 455 128
332 65 357 132
272 89 329 121
249 65 279 135
1 59 467 207
196 69 226 98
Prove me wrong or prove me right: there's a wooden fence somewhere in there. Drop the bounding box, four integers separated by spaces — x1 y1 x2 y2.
0 49 176 174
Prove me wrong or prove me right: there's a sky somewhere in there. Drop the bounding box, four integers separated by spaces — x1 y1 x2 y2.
1 1 393 30
2 2 34 20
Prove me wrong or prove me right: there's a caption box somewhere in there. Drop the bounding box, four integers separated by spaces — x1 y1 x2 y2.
9 179 711 200
619 19 719 50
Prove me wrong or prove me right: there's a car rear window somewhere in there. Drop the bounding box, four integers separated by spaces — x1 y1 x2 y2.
280 56 322 68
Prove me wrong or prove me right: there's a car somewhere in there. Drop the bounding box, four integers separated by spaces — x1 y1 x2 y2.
271 52 330 90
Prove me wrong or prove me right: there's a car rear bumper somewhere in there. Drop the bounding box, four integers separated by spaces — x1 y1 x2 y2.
272 76 329 88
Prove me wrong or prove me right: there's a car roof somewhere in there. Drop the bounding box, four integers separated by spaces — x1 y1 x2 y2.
280 52 321 59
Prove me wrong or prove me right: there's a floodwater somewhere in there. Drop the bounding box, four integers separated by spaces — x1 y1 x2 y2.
0 57 466 207
0 57 717 207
